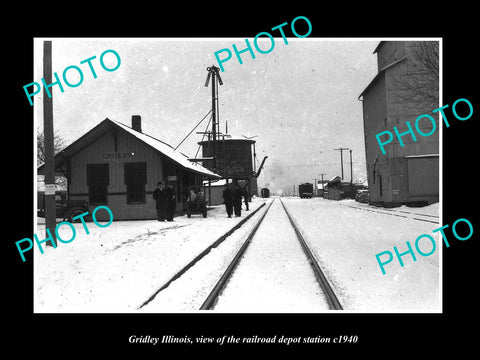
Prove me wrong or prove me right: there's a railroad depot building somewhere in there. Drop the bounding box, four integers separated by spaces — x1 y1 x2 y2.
37 116 220 220
359 41 439 207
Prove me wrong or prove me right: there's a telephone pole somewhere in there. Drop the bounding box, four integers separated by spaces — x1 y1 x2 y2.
334 147 349 180
319 173 326 198
43 40 57 247
349 149 353 184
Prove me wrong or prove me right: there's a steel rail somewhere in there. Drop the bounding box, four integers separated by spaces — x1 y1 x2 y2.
138 201 267 309
338 203 439 224
199 198 276 310
280 198 343 310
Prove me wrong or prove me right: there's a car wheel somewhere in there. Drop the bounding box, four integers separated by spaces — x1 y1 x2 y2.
69 208 86 223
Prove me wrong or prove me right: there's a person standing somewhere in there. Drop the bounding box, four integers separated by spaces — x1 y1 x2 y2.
242 186 250 211
233 183 243 217
153 181 167 221
222 183 234 218
165 182 176 221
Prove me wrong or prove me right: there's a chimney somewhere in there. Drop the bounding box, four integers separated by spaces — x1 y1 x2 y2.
132 115 142 133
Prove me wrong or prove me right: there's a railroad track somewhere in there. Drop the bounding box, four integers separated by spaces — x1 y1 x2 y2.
138 201 267 310
203 197 342 311
337 202 439 224
138 197 342 312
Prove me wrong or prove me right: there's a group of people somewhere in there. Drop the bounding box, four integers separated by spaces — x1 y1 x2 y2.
222 183 249 218
154 180 250 221
152 181 177 222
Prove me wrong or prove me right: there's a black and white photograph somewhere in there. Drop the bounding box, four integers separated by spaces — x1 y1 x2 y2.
6 7 479 355
32 37 442 314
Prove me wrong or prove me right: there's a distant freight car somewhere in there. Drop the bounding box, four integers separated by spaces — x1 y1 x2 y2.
261 188 270 198
299 183 314 198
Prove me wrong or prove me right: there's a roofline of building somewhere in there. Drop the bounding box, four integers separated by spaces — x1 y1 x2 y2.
198 136 256 145
373 41 384 54
38 118 221 179
357 57 407 100
405 153 439 158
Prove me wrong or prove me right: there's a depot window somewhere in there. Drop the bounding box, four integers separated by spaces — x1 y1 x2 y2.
87 163 109 205
125 162 147 204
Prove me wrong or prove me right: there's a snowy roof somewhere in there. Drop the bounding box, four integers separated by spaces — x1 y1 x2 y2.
198 134 256 144
110 120 220 178
328 176 342 183
405 154 439 158
39 118 221 179
202 178 227 187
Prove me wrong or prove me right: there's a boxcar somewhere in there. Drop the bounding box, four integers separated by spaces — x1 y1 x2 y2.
299 183 314 198
260 188 270 198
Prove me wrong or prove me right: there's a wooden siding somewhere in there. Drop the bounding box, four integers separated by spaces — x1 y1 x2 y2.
69 193 158 220
68 127 165 220
70 128 164 195
362 41 439 205
201 140 254 178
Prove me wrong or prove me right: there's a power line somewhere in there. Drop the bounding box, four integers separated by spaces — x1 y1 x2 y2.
194 114 213 159
174 109 212 150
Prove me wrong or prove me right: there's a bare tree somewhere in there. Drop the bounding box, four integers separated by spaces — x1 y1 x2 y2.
400 41 439 110
37 130 67 189
37 130 67 166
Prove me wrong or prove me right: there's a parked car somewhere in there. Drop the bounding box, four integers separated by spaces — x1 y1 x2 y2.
355 189 370 203
38 193 90 222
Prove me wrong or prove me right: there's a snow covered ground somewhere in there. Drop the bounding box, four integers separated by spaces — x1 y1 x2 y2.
139 200 273 312
214 199 329 313
213 199 330 312
34 199 267 313
283 197 440 312
34 196 440 313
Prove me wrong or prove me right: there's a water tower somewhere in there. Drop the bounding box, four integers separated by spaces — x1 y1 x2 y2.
196 66 267 201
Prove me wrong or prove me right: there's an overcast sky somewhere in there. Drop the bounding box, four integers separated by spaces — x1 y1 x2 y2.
34 38 379 194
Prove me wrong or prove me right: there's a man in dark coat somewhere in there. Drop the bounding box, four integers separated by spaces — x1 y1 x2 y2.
165 183 177 221
233 183 243 217
153 181 167 221
222 184 234 218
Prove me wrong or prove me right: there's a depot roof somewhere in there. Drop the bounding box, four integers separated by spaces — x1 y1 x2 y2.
38 118 221 179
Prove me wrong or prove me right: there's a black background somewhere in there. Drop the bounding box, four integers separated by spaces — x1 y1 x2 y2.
6 4 478 356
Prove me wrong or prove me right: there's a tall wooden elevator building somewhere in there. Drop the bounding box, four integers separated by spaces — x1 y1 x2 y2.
359 41 440 207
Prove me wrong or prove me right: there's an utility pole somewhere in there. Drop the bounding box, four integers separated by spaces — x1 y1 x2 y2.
319 173 326 198
314 178 317 197
334 147 349 180
43 40 57 247
349 149 353 184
